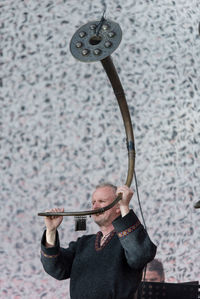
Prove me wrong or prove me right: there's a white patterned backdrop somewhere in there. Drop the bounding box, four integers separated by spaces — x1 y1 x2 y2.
1 0 200 298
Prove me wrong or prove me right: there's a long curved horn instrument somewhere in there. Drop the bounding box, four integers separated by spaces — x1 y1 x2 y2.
38 18 136 222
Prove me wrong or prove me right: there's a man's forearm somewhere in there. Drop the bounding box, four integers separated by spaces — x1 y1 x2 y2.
46 229 56 247
120 205 130 217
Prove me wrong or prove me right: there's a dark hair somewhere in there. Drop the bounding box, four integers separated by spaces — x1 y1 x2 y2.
146 259 165 281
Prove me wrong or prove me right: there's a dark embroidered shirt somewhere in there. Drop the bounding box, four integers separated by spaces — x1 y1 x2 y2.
41 209 156 299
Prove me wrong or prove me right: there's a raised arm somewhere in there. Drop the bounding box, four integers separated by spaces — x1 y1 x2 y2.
113 186 157 270
44 207 64 247
41 207 76 280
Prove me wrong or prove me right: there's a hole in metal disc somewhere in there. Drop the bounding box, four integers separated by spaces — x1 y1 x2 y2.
89 35 102 45
79 31 86 38
82 49 89 56
93 49 101 55
102 24 109 30
90 24 96 30
108 31 115 38
76 42 82 48
105 41 112 48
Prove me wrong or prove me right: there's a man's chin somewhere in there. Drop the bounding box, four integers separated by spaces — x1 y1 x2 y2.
93 215 105 225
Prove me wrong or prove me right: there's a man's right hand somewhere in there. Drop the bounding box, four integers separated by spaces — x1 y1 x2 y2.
44 207 64 247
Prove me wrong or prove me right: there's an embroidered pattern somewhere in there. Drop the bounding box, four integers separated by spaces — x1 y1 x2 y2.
41 250 60 258
117 220 141 238
95 230 116 251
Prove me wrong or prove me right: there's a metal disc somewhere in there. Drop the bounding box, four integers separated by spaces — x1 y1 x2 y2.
70 19 122 62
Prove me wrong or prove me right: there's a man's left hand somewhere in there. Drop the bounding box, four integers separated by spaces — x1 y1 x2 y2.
116 185 134 217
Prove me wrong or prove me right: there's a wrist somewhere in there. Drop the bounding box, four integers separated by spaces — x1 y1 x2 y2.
46 229 56 246
120 205 130 217
46 228 57 234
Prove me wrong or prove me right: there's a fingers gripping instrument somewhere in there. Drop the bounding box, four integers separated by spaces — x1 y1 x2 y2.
38 18 136 228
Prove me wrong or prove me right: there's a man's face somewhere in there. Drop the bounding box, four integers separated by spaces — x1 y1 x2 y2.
91 186 120 227
145 270 164 282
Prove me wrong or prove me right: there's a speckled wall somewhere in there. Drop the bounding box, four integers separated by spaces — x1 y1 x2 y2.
1 0 200 298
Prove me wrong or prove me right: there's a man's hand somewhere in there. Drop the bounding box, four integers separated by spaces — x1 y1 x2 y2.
44 208 64 247
116 186 134 217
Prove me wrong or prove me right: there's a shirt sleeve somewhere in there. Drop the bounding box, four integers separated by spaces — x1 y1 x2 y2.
112 209 157 270
40 230 77 280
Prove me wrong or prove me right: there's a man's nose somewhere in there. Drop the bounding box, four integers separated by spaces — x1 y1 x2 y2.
93 202 99 209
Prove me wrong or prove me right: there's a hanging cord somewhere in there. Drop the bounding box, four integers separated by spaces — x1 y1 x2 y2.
95 5 107 36
134 170 147 285
134 170 147 230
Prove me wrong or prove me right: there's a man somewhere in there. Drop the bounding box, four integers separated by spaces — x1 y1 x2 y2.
145 259 165 282
41 184 157 299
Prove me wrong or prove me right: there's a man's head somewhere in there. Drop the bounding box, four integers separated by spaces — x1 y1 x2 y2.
145 259 165 282
91 183 120 227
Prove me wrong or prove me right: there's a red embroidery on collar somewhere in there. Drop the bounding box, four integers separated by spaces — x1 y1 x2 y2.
95 231 116 251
